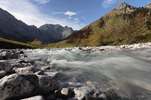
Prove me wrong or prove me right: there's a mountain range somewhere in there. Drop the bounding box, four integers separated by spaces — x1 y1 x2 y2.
0 2 151 47
0 8 74 44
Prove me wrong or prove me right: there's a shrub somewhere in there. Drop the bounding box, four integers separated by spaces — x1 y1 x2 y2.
30 39 43 46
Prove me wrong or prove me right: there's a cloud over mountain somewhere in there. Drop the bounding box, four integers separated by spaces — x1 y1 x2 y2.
0 0 84 30
102 0 117 8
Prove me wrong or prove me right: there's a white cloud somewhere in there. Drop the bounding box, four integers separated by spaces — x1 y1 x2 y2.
102 0 116 8
34 0 50 4
68 16 72 19
0 0 83 30
53 12 64 14
64 11 76 16
74 18 79 23
64 11 76 20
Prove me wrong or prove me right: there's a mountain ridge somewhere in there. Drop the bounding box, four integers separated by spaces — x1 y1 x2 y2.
0 7 74 44
144 2 151 8
112 1 133 11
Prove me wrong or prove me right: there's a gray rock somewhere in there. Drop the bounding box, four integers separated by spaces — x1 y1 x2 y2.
45 94 56 100
54 90 61 97
105 88 121 100
13 66 37 74
0 74 39 100
11 63 24 68
34 70 44 75
17 59 28 63
0 51 11 59
73 86 94 100
19 51 24 54
56 98 62 100
0 60 12 73
0 70 6 78
54 88 74 99
61 88 74 98
0 56 2 60
10 53 18 59
98 93 111 100
44 71 62 79
68 82 84 87
21 95 45 100
37 75 60 94
41 66 51 71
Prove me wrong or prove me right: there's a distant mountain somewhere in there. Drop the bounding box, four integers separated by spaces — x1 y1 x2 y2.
0 8 74 44
112 2 133 11
39 24 74 42
144 2 151 8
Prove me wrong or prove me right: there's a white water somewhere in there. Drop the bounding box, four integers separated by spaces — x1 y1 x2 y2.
24 49 151 100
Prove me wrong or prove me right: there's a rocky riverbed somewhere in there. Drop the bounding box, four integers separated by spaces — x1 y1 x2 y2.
0 49 112 100
55 42 151 52
0 42 151 100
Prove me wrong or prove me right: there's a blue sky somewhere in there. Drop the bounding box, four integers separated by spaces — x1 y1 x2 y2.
0 0 150 30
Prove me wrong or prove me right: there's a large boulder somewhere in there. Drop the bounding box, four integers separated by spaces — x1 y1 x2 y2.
0 74 39 100
0 60 12 73
37 75 60 94
0 51 11 59
10 53 19 59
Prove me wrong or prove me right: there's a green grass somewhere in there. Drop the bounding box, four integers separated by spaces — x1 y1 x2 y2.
0 37 37 49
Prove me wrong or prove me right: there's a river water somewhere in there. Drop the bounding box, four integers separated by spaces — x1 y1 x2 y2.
23 49 151 100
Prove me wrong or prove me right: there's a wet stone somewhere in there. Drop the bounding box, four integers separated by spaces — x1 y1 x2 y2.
0 74 39 100
21 95 45 100
60 88 74 98
0 61 12 73
45 94 56 100
0 51 11 60
0 70 6 78
37 75 60 94
98 93 112 100
13 66 37 74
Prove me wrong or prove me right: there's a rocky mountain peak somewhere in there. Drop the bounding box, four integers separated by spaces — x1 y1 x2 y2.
144 2 151 8
112 1 132 11
39 24 74 41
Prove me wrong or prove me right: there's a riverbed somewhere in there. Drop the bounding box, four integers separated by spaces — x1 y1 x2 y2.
22 48 151 100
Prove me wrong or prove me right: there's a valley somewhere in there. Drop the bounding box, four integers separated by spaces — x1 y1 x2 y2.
0 1 151 100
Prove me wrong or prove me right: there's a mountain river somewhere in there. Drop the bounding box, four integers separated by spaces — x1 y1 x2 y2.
23 48 151 100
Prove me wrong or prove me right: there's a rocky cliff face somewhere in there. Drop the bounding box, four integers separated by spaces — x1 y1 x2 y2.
112 2 133 11
0 8 74 44
144 2 151 8
39 24 74 43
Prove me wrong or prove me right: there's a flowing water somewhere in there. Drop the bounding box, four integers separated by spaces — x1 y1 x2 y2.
23 49 151 100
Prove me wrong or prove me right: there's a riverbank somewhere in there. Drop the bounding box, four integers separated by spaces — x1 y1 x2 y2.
48 42 151 52
0 49 112 100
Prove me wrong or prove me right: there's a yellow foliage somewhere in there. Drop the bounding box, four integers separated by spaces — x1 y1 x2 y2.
30 39 43 46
